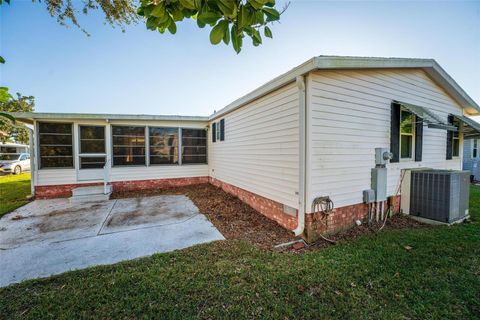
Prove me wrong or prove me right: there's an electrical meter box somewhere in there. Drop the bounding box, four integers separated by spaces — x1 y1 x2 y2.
375 148 393 167
371 167 387 201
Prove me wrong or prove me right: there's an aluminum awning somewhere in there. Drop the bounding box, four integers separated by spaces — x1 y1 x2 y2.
396 101 458 131
454 115 480 138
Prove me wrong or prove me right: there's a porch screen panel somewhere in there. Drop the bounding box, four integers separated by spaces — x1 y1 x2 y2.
38 122 73 168
149 127 179 165
112 126 146 166
182 128 207 164
80 126 105 154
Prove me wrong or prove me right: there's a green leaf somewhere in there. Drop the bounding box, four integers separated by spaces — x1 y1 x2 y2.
179 0 196 10
197 19 206 28
217 0 237 18
223 24 231 44
198 10 222 25
146 17 158 30
264 26 272 38
0 87 12 104
255 10 264 24
171 7 185 21
263 7 280 21
247 0 264 10
210 20 228 45
265 0 275 7
231 25 242 53
151 3 166 18
168 21 177 34
0 56 5 64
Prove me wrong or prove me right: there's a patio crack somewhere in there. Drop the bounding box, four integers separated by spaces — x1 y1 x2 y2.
97 200 117 235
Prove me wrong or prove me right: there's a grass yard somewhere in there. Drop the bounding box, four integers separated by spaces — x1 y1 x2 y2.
0 173 31 218
0 187 479 319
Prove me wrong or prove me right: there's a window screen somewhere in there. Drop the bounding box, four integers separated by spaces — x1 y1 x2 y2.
80 126 105 154
452 119 460 157
182 128 207 164
38 122 73 168
149 127 178 165
400 109 414 159
112 126 146 166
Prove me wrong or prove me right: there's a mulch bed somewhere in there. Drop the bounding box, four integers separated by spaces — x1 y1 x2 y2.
112 183 429 252
112 183 297 249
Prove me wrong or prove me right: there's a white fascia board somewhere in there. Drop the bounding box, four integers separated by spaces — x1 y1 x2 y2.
9 112 209 123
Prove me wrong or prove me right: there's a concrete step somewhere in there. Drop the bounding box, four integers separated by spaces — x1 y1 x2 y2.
72 185 112 197
69 192 111 204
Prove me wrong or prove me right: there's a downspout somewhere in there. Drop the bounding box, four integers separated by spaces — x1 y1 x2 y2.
293 75 307 236
28 127 35 196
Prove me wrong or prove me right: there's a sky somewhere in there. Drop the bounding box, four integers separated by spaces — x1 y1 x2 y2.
1 0 479 117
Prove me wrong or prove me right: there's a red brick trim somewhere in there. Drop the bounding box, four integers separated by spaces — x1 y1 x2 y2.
209 177 297 230
35 182 103 199
112 176 209 192
35 176 209 199
304 195 401 242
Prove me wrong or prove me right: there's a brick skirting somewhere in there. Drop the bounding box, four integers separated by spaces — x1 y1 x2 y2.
35 176 209 199
303 195 401 242
209 177 298 230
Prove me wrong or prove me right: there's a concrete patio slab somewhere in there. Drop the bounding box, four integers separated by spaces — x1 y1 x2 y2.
0 195 224 287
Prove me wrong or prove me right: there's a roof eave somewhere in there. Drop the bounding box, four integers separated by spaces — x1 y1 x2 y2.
9 112 209 123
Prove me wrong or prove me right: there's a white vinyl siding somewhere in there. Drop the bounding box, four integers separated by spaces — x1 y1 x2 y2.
307 69 464 208
208 82 300 209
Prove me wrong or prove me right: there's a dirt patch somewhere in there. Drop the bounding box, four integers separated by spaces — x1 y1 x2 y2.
35 204 108 233
113 184 429 251
106 198 191 228
112 184 297 249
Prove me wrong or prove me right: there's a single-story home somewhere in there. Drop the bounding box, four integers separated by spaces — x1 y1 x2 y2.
10 56 480 241
463 136 480 181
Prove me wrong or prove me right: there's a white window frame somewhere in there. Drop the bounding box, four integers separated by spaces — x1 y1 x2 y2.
399 108 416 161
78 125 107 170
215 122 220 141
472 139 479 159
452 120 461 158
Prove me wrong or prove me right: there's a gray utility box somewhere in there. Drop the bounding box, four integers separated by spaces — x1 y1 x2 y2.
371 167 387 202
410 169 470 223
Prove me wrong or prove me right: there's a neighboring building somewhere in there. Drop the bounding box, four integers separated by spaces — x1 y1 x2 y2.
463 136 480 181
11 56 480 240
0 142 29 154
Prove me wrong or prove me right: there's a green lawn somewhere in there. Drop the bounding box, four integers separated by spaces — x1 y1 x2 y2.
0 173 31 217
1 187 479 319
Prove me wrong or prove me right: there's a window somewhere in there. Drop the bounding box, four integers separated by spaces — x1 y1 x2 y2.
112 126 146 166
149 127 178 165
219 119 225 141
452 119 460 157
216 122 221 141
80 157 106 169
0 147 16 153
211 123 216 143
38 122 73 168
400 109 415 159
473 140 478 159
80 126 105 154
19 154 29 161
182 128 207 164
